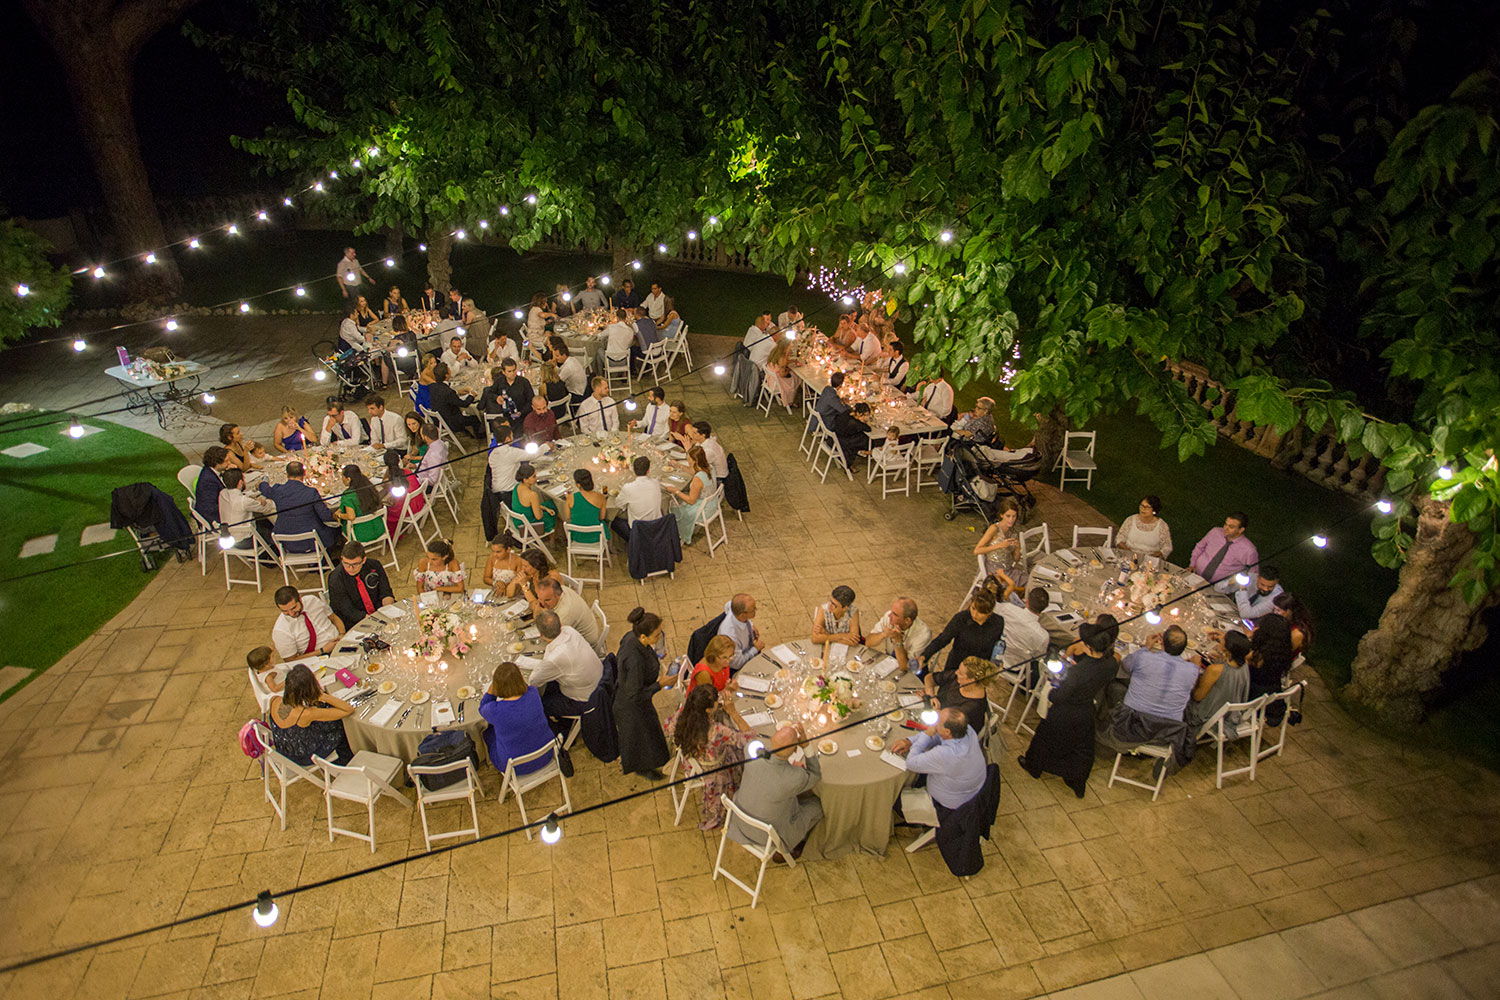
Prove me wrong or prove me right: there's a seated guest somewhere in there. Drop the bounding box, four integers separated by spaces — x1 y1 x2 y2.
614 607 673 779
479 662 557 775
219 423 260 473
414 423 448 490
763 340 801 410
631 307 661 371
217 467 275 549
667 446 719 545
642 282 668 323
1115 495 1173 560
382 285 407 318
974 500 1027 599
687 636 738 693
320 399 364 445
327 540 396 630
811 585 863 647
419 284 440 313
1185 630 1253 737
399 412 426 471
611 456 665 541
511 463 558 536
667 400 691 448
952 397 998 445
488 423 527 499
461 298 488 358
743 311 777 368
440 334 478 373
257 461 342 553
413 538 466 605
540 361 572 418
911 377 955 420
488 328 521 364
1189 511 1258 592
728 725 824 859
920 588 1005 687
855 322 883 363
776 304 804 335
247 645 282 708
482 532 527 594
604 308 635 368
523 395 559 444
271 586 340 660
829 401 873 466
443 286 464 321
574 275 608 313
1019 615 1121 798
266 664 354 766
666 684 748 830
814 372 851 427
427 362 484 438
194 446 230 525
338 300 369 354
865 597 932 674
529 576 604 654
555 343 588 404
575 376 619 434
1106 625 1203 773
632 386 670 439
412 356 437 413
1273 593 1313 655
686 420 728 481
562 467 610 543
365 395 408 454
272 406 312 453
892 708 995 876
884 340 911 389
353 294 378 326
1247 613 1297 713
334 464 388 544
528 610 604 725
1235 564 1284 620
518 546 567 591
995 587 1052 671
930 656 996 734
716 593 764 670
612 278 642 311
526 292 556 349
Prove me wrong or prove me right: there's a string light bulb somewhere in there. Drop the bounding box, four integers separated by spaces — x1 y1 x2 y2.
513 309 525 320
657 243 668 253
1046 659 1064 674
524 442 539 455
344 272 357 284
351 158 361 169
560 292 571 302
328 170 338 179
384 258 395 268
600 275 610 286
540 814 562 844
314 182 324 192
939 230 954 243
367 147 378 157
525 193 538 205
388 481 406 498
623 399 637 411
746 739 765 759
313 369 327 381
295 286 306 297
165 319 178 331
920 708 940 726
284 197 294 207
227 224 239 235
785 330 797 340
16 283 29 296
252 892 279 928
1437 465 1454 480
240 302 251 313
72 338 87 352
687 230 698 241
395 346 409 358
893 261 907 275
1376 499 1393 514
257 211 269 221
418 243 427 252
631 260 642 270
218 524 235 550
1311 534 1328 548
202 392 216 405
499 205 510 215
144 253 157 264
92 265 106 278
1145 607 1162 625
1235 571 1250 587
67 419 85 439
712 364 726 376
455 229 466 240
479 219 489 229
190 238 201 249
841 295 854 306
708 215 719 225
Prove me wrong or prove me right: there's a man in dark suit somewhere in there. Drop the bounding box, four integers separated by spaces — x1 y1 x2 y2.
327 540 396 630
427 362 484 438
257 461 342 553
193 446 230 525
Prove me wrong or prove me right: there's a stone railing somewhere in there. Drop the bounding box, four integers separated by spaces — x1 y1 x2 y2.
1167 361 1386 501
529 232 759 272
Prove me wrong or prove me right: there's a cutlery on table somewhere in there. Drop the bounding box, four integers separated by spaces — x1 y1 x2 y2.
394 704 415 728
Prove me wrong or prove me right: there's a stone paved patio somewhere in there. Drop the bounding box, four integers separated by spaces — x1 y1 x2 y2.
1 365 1499 999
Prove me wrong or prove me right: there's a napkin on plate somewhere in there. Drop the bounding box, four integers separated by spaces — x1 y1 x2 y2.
873 656 901 679
431 701 456 726
519 626 540 640
1100 546 1117 560
1057 550 1083 566
1046 589 1064 606
501 599 529 618
369 700 402 726
417 591 443 608
880 750 908 771
1031 565 1062 581
377 604 407 620
736 674 771 693
740 712 775 730
768 645 800 667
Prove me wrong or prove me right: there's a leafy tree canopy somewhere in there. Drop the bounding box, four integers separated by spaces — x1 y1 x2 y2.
0 217 72 347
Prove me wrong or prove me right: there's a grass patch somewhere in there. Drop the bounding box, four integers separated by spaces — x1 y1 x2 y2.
0 413 187 695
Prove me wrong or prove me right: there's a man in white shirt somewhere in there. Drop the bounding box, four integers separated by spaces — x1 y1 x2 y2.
338 301 369 353
716 594 764 670
632 386 670 439
529 578 605 655
487 423 527 496
415 425 447 488
575 377 619 434
996 589 1053 671
912 378 956 420
574 275 608 313
365 395 407 453
217 467 276 549
527 611 604 721
864 597 933 674
856 326 884 363
320 400 364 444
603 308 636 364
556 345 588 401
335 247 371 299
610 455 665 540
743 312 777 368
440 335 477 372
271 586 340 660
642 282 667 323
688 420 729 480
776 306 804 336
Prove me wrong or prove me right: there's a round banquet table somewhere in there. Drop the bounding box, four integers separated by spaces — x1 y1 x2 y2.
1030 545 1244 659
527 431 695 511
734 642 925 860
330 596 550 760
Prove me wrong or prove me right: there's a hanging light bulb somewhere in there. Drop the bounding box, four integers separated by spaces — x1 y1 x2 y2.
313 369 327 381
841 295 854 306
513 309 525 320
920 708 940 726
939 230 954 243
16 283 29 296
328 170 339 179
227 224 239 235
295 286 306 297
499 205 510 215
240 302 251 313
368 147 379 157
72 338 87 352
165 319 179 331
283 197 294 207
218 523 235 550
746 739 765 759
712 364 726 376
1145 607 1162 625
384 258 395 268
92 265 106 279
395 345 409 358
561 292 572 303
144 253 157 264
785 330 797 340
540 813 562 844
190 239 201 249
524 441 539 455
1234 571 1250 587
252 891 279 928
345 271 358 284
623 398 637 411
1437 465 1454 480
202 392 216 405
389 481 406 498
257 211 269 221
418 243 427 252
1046 659 1064 675
708 215 719 225
600 275 611 286
1311 534 1328 548
479 219 489 229
687 230 698 241
631 260 642 270
525 193 538 205
351 158 361 169
657 243 668 253
1375 499 1393 514
455 229 466 240
893 261 907 275
67 419 85 439
314 182 324 192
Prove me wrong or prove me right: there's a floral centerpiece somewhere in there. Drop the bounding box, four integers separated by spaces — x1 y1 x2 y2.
1128 569 1175 608
802 674 858 719
413 608 472 661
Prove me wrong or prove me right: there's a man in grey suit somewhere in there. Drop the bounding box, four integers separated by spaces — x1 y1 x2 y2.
727 726 824 859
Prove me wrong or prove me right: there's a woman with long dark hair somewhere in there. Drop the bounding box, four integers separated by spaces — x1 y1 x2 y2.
1249 614 1297 723
414 538 466 604
266 664 354 766
336 464 386 543
614 607 673 779
1272 593 1314 656
665 684 746 830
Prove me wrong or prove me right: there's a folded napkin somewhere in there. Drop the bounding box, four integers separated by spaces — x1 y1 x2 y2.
1057 550 1083 566
1099 546 1117 561
1031 565 1062 581
880 750 908 771
845 749 862 758
873 656 901 679
369 700 402 726
501 599 529 618
431 701 456 726
519 626 540 640
898 693 925 709
376 604 407 620
343 629 371 642
768 645 800 667
740 712 775 731
736 674 771 693
1047 589 1064 607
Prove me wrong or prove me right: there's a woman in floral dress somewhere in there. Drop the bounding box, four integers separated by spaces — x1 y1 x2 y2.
666 684 748 830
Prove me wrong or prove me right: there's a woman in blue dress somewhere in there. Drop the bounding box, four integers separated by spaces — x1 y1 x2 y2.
667 446 719 544
479 662 557 775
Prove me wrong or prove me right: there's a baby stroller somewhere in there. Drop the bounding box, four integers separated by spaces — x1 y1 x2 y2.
312 340 371 402
939 440 1041 522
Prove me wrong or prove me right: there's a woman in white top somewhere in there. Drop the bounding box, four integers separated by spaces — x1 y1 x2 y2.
526 292 555 343
1115 495 1173 560
413 538 467 605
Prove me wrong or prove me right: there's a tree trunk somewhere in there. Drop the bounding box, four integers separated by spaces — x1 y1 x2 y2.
28 15 183 301
384 222 404 260
427 230 453 295
1346 496 1500 724
1032 405 1068 471
611 240 637 282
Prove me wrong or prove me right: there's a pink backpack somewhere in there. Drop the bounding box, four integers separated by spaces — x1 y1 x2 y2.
239 720 269 759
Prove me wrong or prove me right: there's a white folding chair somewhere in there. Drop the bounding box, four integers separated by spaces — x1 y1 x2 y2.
422 405 464 451
252 720 327 830
961 554 989 609
603 353 632 393
912 434 947 493
558 572 584 594
177 465 200 498
564 523 609 589
223 533 272 592
689 486 729 557
187 506 214 575
1256 682 1307 764
1106 742 1174 801
1020 524 1051 563
503 501 555 560
641 340 671 385
272 531 333 594
900 787 940 854
866 440 914 497
1198 695 1267 788
755 376 776 417
810 414 854 483
312 750 412 851
994 660 1036 728
1057 430 1098 491
393 480 439 551
408 759 482 851
667 750 706 826
664 321 692 372
430 464 462 525
981 698 1007 759
713 795 795 909
498 737 572 839
1072 525 1114 548
548 394 572 425
346 511 400 570
798 411 821 460
591 599 610 651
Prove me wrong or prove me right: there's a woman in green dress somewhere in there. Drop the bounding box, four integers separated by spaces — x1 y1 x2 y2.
562 468 610 541
335 464 386 544
511 462 558 535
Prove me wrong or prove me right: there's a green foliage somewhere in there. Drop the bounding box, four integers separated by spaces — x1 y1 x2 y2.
0 218 71 347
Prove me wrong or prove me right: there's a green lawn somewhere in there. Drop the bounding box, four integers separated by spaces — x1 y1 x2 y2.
0 413 187 694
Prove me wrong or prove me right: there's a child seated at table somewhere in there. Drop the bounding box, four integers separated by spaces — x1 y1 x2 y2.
871 424 904 464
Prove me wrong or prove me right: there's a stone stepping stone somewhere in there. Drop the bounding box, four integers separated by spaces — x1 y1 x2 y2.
19 534 58 558
80 523 117 546
1 442 48 459
0 666 32 692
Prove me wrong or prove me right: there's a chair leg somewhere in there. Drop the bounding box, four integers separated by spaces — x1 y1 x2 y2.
367 797 378 852
906 826 937 853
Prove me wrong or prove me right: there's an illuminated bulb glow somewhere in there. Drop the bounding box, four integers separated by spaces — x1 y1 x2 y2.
920 709 940 726
384 258 395 267
1234 572 1250 587
252 893 278 928
1437 465 1454 480
314 182 324 192
284 197 294 206
499 205 510 215
1046 659 1064 674
165 319 178 331
313 369 327 381
785 330 797 340
513 309 525 320
218 524 235 550
240 302 251 313
395 346 409 358
455 229 466 240
1311 534 1328 548
687 230 698 240
746 739 765 759
367 147 378 157
560 292 571 302
623 399 637 411
418 243 427 251
328 170 338 179
631 260 641 269
841 295 854 306
227 224 239 235
712 364 726 376
707 215 719 225
939 230 954 243
345 272 357 283
190 239 201 249
479 220 489 229
524 442 539 455
1376 499 1393 514
295 287 306 296
16 283 29 296
202 392 216 404
525 194 537 205
539 815 561 844
600 275 610 286
389 482 406 498
1145 608 1162 625
657 243 668 253
351 159 361 169
144 253 156 264
893 261 907 275
68 420 85 439
72 338 86 352
257 211 269 221
92 266 106 278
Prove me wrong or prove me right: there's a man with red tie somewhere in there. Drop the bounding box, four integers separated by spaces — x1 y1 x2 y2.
326 540 396 632
271 586 341 661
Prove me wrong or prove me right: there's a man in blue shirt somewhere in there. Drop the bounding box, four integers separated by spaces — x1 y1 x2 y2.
893 708 997 876
257 461 342 554
1108 625 1203 773
715 593 763 670
1234 564 1284 621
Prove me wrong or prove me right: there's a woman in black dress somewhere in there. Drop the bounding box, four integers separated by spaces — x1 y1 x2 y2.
1018 614 1120 798
919 587 1005 688
613 606 672 780
932 656 997 736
